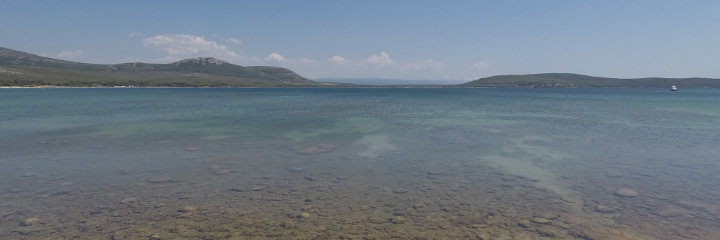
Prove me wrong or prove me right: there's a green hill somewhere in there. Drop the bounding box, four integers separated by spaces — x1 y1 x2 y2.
0 47 328 87
5 47 718 88
462 73 720 88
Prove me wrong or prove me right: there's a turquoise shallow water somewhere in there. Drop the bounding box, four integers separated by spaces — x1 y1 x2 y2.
1 88 719 239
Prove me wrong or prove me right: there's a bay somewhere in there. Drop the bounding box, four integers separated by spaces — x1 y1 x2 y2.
1 88 719 239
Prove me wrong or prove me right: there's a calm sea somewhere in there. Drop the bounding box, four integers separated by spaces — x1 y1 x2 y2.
1 88 719 239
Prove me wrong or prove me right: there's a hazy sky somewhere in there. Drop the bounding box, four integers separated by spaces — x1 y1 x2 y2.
2 1 719 80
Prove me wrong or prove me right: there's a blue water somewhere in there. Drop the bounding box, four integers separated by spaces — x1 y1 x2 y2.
1 88 719 239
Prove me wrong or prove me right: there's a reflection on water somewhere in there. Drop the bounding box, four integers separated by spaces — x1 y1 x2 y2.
1 88 720 239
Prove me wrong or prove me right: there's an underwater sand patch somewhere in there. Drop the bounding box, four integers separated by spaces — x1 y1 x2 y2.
283 117 383 141
480 136 654 239
356 134 396 159
481 136 581 210
482 154 583 211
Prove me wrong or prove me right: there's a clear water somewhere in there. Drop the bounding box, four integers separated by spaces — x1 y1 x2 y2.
1 88 719 239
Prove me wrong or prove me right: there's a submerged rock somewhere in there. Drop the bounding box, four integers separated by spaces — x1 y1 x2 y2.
654 206 684 217
149 234 163 240
178 206 197 213
615 188 638 198
280 220 296 229
475 232 491 240
533 210 559 220
52 190 71 196
209 166 237 175
389 216 407 224
517 219 532 228
146 177 179 184
213 169 231 175
536 228 558 237
530 217 551 224
20 218 40 226
367 217 387 224
594 204 619 213
392 188 409 194
605 172 623 178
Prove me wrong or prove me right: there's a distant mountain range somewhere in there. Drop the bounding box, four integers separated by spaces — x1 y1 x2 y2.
463 73 720 88
2 47 718 88
0 47 327 87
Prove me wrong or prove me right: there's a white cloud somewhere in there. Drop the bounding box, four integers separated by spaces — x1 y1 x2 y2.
128 32 142 37
328 56 350 64
56 50 84 60
228 38 242 45
265 53 285 62
400 60 445 71
471 61 489 70
142 34 238 59
366 52 394 67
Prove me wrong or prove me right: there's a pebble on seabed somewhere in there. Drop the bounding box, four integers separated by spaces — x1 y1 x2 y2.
533 210 559 219
178 206 197 213
605 172 623 178
209 165 237 175
391 188 409 194
21 218 40 226
149 234 163 240
390 216 407 224
530 217 551 224
594 204 618 213
654 206 684 217
517 219 532 228
146 177 178 184
615 188 638 198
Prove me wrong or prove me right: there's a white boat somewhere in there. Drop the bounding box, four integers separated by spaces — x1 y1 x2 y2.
671 85 677 91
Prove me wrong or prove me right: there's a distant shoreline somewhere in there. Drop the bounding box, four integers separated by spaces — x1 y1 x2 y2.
1 85 711 89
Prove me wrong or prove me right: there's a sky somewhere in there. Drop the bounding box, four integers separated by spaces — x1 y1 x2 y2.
2 1 719 81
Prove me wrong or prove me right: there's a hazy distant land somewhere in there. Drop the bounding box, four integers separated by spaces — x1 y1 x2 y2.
314 78 467 85
2 47 719 88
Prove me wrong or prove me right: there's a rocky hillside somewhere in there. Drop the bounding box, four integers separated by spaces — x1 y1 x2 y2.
0 47 323 87
462 73 720 88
